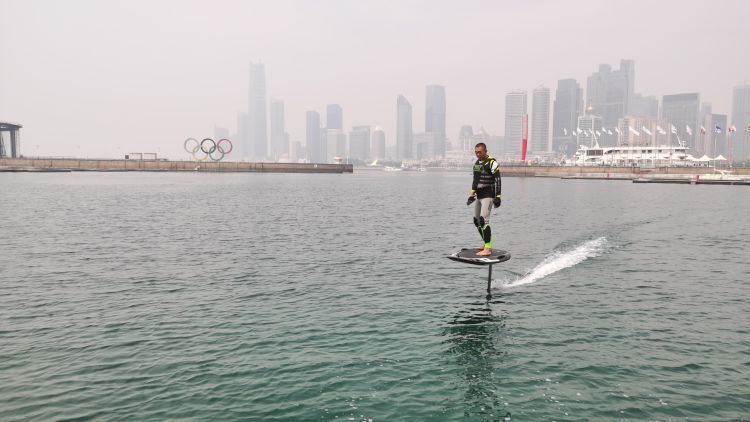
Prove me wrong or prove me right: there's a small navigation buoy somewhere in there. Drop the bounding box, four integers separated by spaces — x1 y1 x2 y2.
447 248 511 299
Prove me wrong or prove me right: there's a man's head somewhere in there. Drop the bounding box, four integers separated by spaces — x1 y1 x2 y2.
474 143 488 160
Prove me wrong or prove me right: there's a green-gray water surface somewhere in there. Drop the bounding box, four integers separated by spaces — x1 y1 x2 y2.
1 171 749 421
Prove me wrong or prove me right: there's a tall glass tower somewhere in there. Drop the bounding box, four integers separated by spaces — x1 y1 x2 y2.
531 86 551 153
397 95 413 160
552 79 583 157
269 99 286 160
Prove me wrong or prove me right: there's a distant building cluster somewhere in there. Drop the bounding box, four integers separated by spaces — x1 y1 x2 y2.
215 60 750 165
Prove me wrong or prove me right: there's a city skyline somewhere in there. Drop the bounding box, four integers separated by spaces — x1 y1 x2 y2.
1 1 748 159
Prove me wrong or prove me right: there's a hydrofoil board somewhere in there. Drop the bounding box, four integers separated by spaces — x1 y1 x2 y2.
447 248 511 265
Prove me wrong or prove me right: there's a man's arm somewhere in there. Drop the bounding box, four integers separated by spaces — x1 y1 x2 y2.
493 166 502 197
470 163 480 195
491 160 502 206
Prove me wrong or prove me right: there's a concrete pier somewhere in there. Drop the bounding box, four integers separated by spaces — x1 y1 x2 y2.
0 158 353 173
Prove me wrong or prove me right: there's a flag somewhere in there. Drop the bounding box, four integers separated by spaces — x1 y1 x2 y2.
607 129 613 135
714 125 722 134
671 124 678 134
642 126 652 136
657 125 666 135
700 126 706 135
563 128 568 136
629 126 640 136
596 130 601 137
615 127 621 134
728 126 736 133
576 127 582 134
746 124 750 132
685 125 693 135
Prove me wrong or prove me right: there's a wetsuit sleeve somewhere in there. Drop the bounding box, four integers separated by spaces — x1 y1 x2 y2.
491 160 502 197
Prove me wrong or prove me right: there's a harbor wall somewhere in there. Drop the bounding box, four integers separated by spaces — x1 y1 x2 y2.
497 165 750 177
3 157 750 177
0 158 353 173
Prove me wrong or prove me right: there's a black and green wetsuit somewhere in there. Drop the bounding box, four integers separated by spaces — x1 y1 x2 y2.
471 156 502 249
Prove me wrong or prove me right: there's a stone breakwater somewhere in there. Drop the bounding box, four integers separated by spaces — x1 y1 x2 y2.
0 158 353 173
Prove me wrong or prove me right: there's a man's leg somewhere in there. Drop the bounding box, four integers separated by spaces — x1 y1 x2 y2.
473 200 484 246
476 198 493 256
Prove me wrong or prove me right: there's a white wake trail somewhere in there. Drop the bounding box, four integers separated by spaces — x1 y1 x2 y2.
502 237 608 288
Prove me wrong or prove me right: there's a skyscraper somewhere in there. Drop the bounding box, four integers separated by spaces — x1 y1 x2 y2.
661 93 700 152
371 127 386 160
327 104 343 130
269 99 286 160
349 126 371 160
306 110 322 163
531 86 551 153
397 95 413 160
630 94 659 119
552 79 583 157
326 129 346 162
504 90 527 157
248 62 268 159
425 85 446 158
586 60 635 146
731 85 750 163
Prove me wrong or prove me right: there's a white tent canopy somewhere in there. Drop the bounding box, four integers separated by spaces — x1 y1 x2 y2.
697 155 711 162
715 155 727 161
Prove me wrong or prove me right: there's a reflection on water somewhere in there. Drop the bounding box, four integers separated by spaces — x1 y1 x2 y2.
443 299 512 421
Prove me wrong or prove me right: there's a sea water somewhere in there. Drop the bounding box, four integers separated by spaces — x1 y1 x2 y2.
1 171 748 420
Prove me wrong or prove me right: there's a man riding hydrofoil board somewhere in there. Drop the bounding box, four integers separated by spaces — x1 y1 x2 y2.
467 142 502 256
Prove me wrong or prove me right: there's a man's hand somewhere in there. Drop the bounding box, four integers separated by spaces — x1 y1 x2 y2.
467 191 476 206
493 196 502 208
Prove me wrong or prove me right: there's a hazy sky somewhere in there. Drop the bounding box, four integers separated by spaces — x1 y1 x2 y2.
1 0 748 159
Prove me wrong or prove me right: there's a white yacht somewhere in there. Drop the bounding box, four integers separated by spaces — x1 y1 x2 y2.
569 143 694 167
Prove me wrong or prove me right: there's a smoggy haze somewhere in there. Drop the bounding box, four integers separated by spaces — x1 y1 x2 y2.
1 0 748 159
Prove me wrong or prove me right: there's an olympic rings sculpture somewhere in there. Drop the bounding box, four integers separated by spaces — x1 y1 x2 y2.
184 137 233 161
